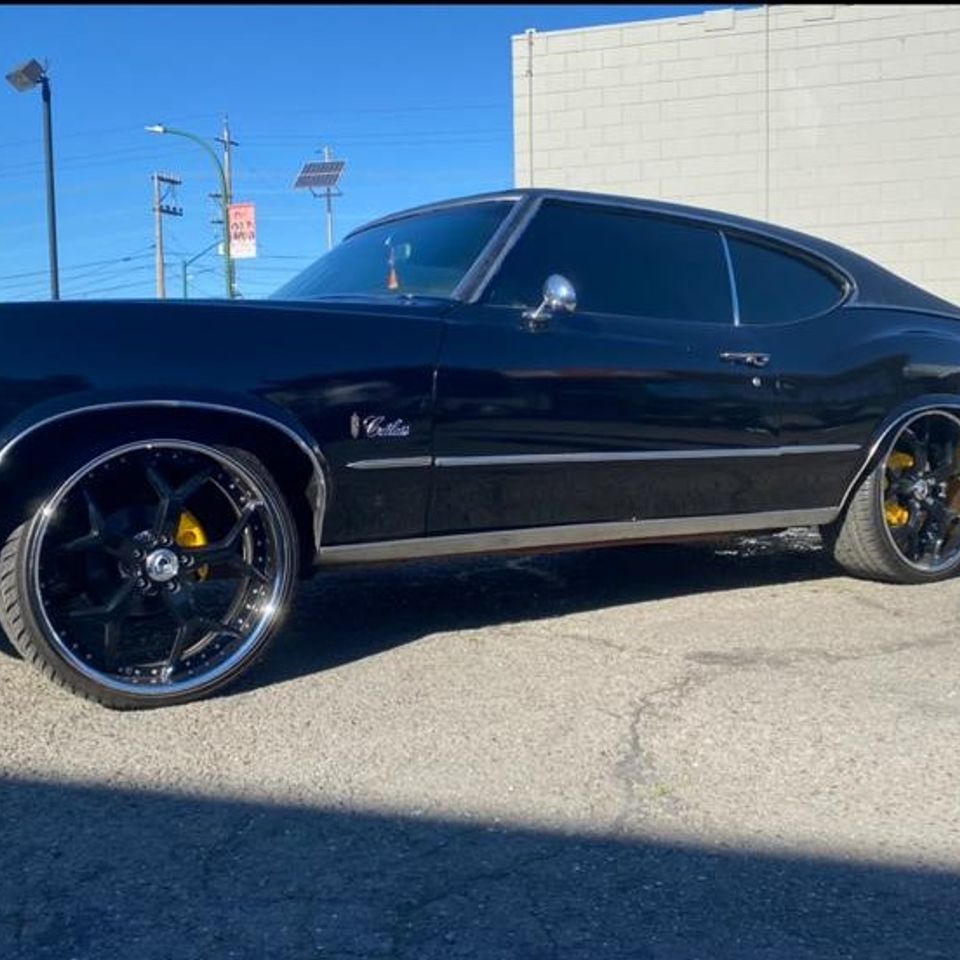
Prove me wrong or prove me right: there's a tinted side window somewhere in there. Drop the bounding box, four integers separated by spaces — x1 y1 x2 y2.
729 236 843 324
486 202 732 323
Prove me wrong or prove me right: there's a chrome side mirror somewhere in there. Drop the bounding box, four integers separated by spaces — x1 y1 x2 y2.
523 274 577 328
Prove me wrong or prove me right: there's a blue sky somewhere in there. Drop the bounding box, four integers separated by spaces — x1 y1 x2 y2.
1 4 714 301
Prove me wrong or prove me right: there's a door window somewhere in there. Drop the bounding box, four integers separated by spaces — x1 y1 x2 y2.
485 201 733 324
727 235 845 324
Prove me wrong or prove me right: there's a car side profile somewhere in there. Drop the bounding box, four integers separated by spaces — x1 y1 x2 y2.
1 188 959 708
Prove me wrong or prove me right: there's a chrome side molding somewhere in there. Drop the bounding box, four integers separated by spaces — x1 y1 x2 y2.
317 506 839 565
434 444 859 468
346 456 433 470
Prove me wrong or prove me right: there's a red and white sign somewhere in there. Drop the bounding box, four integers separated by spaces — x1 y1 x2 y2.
228 202 257 259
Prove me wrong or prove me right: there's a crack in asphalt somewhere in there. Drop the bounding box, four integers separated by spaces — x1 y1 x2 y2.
557 631 631 655
687 633 956 670
609 617 959 839
611 672 711 832
523 884 561 960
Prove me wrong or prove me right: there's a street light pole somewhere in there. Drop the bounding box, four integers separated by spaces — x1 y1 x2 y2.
6 59 60 300
145 124 234 299
181 239 221 299
39 74 60 300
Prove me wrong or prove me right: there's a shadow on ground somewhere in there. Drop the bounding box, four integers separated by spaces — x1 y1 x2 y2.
0 776 955 959
0 530 841 692
240 530 838 693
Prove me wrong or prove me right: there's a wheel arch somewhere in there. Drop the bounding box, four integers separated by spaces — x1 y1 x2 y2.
837 393 960 513
0 398 329 575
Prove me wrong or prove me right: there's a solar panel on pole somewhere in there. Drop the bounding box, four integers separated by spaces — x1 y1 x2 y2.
293 149 346 251
293 160 345 191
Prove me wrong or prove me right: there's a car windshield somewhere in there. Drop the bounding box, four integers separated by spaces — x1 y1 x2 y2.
271 200 514 301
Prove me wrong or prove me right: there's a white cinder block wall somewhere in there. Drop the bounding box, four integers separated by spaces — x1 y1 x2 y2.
512 4 960 303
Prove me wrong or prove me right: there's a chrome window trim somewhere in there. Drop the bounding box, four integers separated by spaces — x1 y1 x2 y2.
461 195 544 305
719 228 853 326
0 399 329 550
452 196 541 303
338 188 859 306
345 193 527 242
719 230 741 327
530 190 858 301
434 443 860 468
317 507 840 565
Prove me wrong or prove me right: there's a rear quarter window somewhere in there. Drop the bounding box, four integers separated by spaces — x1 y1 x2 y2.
728 235 845 324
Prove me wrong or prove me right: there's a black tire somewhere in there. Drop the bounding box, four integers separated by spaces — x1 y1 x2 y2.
0 438 298 709
829 410 960 584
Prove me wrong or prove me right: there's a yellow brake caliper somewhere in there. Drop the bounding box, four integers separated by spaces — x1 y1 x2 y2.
884 451 914 527
176 510 209 580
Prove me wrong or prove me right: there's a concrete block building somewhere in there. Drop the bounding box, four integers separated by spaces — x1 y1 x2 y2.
512 4 960 303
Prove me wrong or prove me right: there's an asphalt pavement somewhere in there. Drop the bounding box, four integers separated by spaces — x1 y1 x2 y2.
1 529 959 958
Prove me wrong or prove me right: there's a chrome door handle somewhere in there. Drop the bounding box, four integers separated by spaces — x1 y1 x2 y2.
719 351 770 368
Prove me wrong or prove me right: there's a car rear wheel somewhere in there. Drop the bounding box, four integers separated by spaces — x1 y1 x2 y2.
829 410 960 583
0 439 297 708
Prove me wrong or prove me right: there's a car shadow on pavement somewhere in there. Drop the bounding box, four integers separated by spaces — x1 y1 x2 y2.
0 775 956 960
239 529 840 694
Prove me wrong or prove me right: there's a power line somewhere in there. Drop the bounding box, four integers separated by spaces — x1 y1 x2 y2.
68 264 155 297
0 103 504 151
0 247 154 285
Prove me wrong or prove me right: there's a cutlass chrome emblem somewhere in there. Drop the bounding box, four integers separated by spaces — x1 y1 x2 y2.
350 413 411 439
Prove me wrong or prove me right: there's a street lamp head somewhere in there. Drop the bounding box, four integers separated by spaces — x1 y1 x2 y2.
6 58 46 93
145 124 167 135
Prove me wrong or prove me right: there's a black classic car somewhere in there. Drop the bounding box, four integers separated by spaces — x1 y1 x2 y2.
2 188 960 708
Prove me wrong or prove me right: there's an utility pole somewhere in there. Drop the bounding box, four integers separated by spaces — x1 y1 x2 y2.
216 115 238 296
216 114 237 203
152 172 182 299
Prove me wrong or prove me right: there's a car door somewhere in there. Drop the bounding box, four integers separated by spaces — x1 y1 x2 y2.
722 232 887 513
428 200 781 535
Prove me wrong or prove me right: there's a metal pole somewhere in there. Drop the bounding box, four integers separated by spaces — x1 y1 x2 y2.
220 116 237 297
221 116 233 200
181 239 220 300
525 28 535 189
325 191 333 251
157 127 233 299
153 174 166 298
323 145 333 251
39 75 60 300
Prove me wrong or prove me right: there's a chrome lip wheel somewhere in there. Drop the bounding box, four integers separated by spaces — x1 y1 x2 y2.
881 411 960 573
29 440 294 698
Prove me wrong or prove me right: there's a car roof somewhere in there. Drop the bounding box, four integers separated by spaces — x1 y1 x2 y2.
353 187 960 318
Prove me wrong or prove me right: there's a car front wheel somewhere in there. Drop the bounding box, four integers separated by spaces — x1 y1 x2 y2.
0 438 298 708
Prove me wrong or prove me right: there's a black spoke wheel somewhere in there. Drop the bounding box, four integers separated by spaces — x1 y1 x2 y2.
1 439 298 708
829 410 960 583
